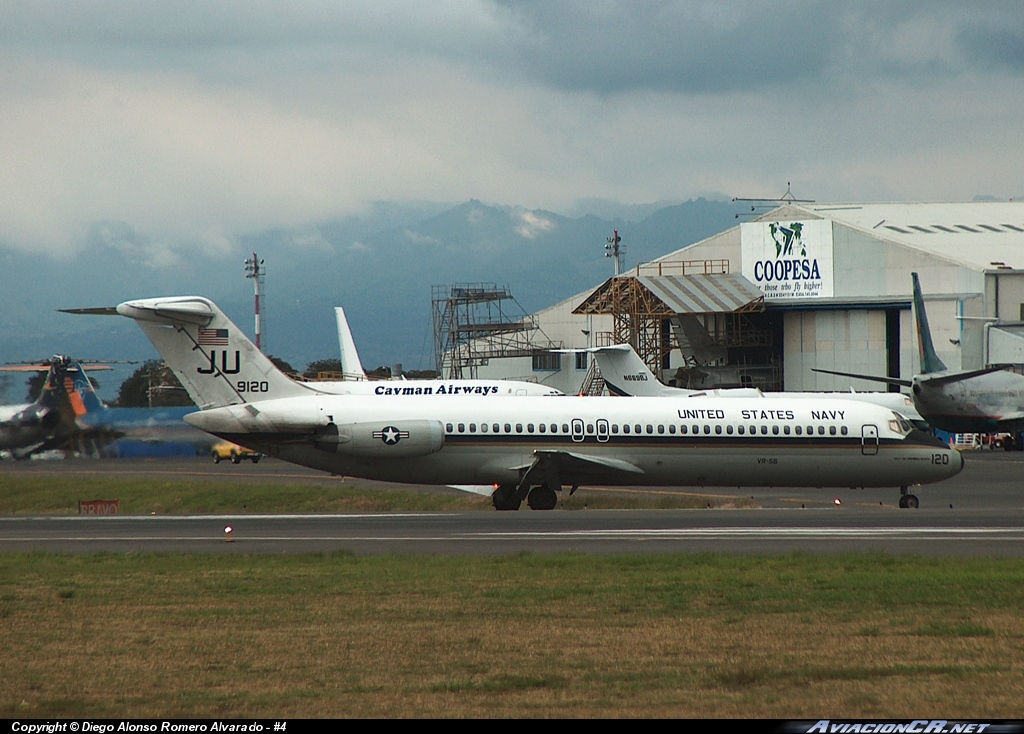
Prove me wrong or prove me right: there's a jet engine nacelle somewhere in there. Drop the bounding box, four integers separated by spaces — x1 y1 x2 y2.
313 420 445 458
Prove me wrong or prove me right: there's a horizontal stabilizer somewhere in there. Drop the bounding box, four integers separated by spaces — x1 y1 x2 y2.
58 307 120 316
812 368 912 387
916 365 1015 386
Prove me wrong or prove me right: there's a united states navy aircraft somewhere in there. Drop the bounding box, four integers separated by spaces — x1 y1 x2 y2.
96 297 962 510
589 343 928 428
815 273 1024 445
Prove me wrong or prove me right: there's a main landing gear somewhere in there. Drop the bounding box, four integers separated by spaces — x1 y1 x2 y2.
899 485 919 509
491 484 559 511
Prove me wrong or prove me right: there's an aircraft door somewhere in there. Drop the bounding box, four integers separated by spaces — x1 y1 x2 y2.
596 419 609 442
861 424 879 455
571 418 585 443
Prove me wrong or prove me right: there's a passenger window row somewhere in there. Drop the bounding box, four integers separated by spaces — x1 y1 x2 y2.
443 422 850 436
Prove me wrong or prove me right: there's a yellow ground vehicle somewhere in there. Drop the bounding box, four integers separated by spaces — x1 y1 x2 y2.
211 441 261 464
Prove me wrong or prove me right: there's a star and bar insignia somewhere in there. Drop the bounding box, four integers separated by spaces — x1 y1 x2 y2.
373 426 410 445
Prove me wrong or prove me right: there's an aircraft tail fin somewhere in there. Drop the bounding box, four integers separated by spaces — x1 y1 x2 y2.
68 363 105 415
114 297 318 409
912 272 948 374
335 307 368 380
590 344 679 397
33 357 79 431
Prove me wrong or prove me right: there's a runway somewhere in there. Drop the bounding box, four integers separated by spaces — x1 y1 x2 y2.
4 506 1024 555
2 450 1024 555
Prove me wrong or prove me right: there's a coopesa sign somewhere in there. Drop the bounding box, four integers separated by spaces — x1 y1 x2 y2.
741 220 834 299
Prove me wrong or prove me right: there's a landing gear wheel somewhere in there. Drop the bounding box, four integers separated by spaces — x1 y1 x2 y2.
230 452 241 464
527 485 558 511
899 486 919 509
492 485 521 511
213 453 221 464
251 455 261 464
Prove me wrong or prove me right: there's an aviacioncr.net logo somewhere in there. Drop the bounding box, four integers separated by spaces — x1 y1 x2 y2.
770 222 805 258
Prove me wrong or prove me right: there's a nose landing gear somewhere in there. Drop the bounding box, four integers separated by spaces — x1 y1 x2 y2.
899 485 919 508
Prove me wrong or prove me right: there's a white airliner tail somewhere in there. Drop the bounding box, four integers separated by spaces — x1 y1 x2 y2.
591 345 679 397
116 297 318 409
335 307 368 380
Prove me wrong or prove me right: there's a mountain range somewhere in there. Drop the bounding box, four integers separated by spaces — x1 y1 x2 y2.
0 198 737 402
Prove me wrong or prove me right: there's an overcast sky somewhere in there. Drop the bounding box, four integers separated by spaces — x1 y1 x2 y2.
2 1 1023 262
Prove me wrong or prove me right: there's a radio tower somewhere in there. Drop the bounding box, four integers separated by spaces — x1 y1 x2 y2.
244 252 265 351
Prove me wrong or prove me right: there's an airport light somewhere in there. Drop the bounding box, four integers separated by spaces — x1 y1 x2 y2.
244 253 265 352
605 229 625 276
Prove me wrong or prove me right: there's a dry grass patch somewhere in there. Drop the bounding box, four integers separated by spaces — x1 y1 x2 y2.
0 553 1022 717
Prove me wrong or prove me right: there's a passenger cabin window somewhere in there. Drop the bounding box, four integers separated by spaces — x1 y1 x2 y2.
469 423 476 433
493 423 499 433
527 424 534 432
446 423 453 433
516 424 523 433
458 423 465 432
505 424 512 433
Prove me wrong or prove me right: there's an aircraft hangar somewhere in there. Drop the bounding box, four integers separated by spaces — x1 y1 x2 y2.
458 201 1024 395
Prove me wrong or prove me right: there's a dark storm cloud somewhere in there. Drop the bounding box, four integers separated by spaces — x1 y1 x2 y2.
4 2 1022 94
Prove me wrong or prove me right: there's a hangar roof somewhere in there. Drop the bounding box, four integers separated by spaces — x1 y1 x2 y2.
774 202 1024 271
650 201 1024 273
574 273 764 316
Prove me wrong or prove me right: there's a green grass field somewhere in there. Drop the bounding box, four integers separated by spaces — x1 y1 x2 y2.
2 553 1023 717
0 474 756 514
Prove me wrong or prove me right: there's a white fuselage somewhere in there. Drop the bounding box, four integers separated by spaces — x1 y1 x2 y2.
186 394 962 490
308 379 563 398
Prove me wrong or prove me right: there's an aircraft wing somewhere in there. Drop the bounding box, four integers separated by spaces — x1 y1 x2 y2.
513 449 644 498
811 368 912 387
447 485 496 497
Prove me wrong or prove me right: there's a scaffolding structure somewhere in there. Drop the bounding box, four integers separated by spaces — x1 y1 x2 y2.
573 261 769 379
432 283 561 379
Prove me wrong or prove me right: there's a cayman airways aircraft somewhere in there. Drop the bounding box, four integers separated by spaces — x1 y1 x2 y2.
815 272 1024 444
280 306 561 397
588 343 928 428
76 296 964 510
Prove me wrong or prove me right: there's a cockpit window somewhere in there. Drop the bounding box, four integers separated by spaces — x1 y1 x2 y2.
888 413 913 436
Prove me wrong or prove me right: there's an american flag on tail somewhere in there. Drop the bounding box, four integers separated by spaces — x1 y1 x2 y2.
198 327 229 346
